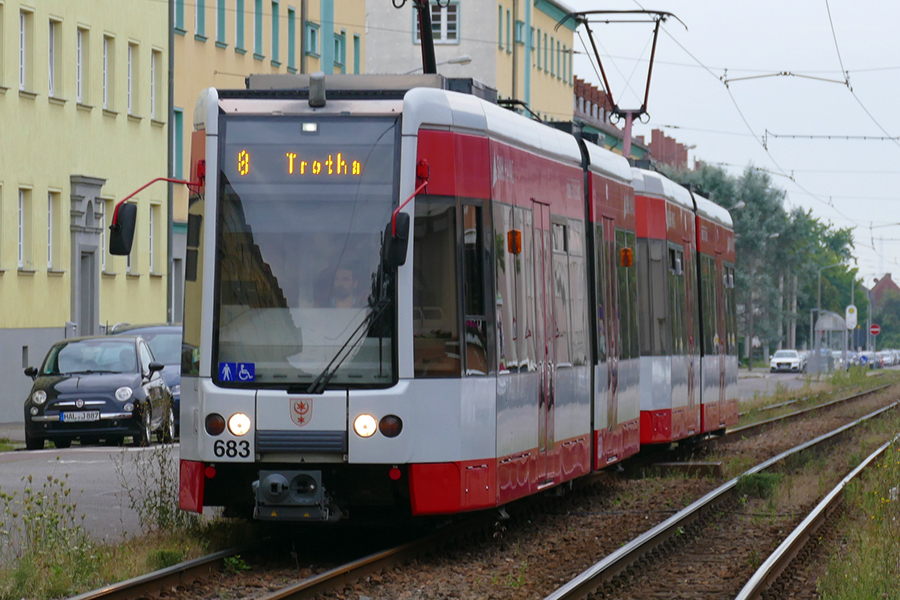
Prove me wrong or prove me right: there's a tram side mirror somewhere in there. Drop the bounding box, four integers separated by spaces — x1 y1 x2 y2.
383 212 410 268
109 202 137 256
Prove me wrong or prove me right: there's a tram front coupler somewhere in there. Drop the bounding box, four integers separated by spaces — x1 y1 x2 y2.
252 469 341 522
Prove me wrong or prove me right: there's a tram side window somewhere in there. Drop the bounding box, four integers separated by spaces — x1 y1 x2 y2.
462 205 489 376
413 200 461 377
494 203 519 372
516 206 537 371
616 229 639 360
594 223 608 364
552 221 571 368
724 263 737 356
667 246 683 355
567 219 588 367
700 255 717 355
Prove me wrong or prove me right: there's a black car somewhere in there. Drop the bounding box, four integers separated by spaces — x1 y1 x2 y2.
111 323 191 435
23 335 175 450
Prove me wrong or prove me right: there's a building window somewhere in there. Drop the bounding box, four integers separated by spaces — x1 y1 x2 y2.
271 1 280 65
505 10 511 53
334 30 345 73
543 33 548 72
149 204 157 273
195 0 206 39
498 6 503 49
217 0 226 46
47 191 60 270
414 2 458 44
556 40 561 79
353 33 360 74
18 189 31 270
536 28 541 69
174 108 184 179
48 20 58 97
127 43 135 114
150 50 162 120
175 0 185 34
103 35 115 110
287 8 296 71
304 21 319 57
530 27 535 66
101 200 111 272
254 0 263 59
515 20 524 45
235 0 245 51
76 28 88 103
19 10 32 91
550 36 555 76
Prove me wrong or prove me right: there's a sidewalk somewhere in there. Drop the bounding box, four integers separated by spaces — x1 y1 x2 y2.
0 423 25 443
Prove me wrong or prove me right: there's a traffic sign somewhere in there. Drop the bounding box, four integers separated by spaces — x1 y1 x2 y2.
870 323 881 336
845 305 858 329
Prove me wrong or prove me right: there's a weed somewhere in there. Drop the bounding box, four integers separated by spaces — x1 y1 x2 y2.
113 445 202 535
147 548 186 571
735 472 783 499
223 554 252 576
0 467 102 599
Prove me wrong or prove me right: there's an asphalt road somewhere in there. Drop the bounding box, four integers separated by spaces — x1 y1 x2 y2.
0 368 888 548
0 443 173 545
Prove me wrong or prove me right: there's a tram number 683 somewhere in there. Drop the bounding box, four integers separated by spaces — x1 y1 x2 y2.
214 439 251 458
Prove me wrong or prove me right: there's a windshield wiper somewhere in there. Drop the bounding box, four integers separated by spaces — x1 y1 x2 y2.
305 297 390 394
66 370 119 374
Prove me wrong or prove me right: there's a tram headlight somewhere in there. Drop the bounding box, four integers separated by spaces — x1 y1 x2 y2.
205 413 226 436
353 414 378 438
228 413 252 436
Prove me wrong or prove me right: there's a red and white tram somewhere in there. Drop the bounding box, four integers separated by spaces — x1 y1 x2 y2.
110 74 737 522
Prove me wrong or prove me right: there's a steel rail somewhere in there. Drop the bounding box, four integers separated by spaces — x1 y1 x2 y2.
734 432 900 600
255 512 500 600
543 400 900 600
67 546 249 600
737 382 888 417
727 383 891 439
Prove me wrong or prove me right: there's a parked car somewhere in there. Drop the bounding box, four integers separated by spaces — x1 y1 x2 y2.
111 323 191 435
23 335 175 450
770 349 805 373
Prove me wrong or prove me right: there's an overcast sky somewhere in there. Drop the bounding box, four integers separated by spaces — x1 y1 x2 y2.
564 0 900 292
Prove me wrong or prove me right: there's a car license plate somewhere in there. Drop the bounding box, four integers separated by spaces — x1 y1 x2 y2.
61 411 100 423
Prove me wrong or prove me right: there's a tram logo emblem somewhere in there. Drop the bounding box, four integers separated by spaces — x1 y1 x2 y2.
290 398 312 427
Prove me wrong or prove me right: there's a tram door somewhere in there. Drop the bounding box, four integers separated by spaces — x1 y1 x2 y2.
683 240 698 416
601 218 621 435
532 200 555 482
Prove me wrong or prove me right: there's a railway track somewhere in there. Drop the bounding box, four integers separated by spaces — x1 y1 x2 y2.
734 433 900 600
543 400 900 600
68 382 898 600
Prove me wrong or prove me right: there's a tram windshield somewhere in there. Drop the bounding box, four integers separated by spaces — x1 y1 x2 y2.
214 115 399 389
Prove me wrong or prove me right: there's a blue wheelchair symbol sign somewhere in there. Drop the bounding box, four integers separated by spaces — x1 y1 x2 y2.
237 363 255 381
859 355 868 365
219 362 255 381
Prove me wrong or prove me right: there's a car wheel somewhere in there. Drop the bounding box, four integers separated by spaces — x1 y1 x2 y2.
24 431 44 451
158 404 176 444
54 438 72 449
132 405 153 447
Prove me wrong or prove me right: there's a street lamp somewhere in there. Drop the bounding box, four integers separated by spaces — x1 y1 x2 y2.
403 54 472 74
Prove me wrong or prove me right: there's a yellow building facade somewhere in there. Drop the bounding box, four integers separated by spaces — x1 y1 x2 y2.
0 0 169 422
171 1 367 311
364 0 575 121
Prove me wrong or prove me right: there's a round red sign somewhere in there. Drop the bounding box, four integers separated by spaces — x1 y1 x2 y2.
870 324 881 336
